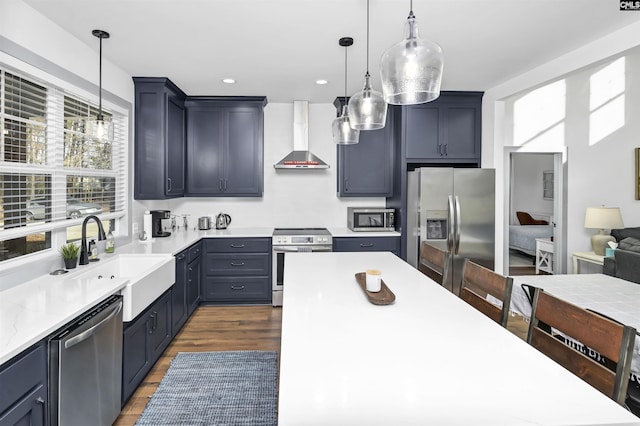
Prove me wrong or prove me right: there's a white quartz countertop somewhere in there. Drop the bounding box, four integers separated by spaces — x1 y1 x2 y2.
278 252 640 425
0 271 128 365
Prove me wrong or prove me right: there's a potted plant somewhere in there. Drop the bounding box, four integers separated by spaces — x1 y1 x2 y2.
60 243 80 269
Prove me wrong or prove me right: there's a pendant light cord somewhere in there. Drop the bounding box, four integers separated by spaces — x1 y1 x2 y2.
98 35 103 116
365 0 370 75
408 0 415 19
344 45 348 98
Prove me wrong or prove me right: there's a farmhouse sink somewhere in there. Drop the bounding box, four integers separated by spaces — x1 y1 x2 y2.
74 254 175 321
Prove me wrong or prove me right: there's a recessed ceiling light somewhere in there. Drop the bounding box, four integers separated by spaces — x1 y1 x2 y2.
222 78 236 84
315 79 329 85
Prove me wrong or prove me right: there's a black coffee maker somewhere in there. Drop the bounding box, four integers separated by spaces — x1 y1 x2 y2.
150 210 171 237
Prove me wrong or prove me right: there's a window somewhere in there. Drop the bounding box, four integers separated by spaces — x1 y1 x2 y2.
0 65 127 262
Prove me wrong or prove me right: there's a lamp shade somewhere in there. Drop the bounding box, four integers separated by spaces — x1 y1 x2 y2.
584 207 624 230
380 14 443 105
87 115 114 141
349 73 388 130
332 106 360 145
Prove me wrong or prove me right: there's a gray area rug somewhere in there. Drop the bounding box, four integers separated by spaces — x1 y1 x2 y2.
136 351 278 426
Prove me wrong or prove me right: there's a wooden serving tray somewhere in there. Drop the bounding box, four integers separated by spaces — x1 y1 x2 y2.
355 272 396 305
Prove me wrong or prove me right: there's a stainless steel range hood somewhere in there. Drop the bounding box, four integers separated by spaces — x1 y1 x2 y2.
274 101 329 169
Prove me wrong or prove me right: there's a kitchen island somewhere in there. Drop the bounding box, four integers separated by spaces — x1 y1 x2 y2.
278 252 640 425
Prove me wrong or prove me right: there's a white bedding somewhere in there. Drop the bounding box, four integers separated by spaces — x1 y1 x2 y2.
509 224 553 256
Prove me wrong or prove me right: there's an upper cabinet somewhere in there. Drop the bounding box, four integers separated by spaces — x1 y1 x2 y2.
133 77 186 200
404 92 483 162
334 98 395 197
185 97 267 197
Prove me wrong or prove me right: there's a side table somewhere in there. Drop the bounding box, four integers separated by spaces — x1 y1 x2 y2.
535 238 554 274
572 251 605 274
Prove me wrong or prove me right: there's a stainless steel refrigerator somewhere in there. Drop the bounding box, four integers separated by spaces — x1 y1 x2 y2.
407 168 495 294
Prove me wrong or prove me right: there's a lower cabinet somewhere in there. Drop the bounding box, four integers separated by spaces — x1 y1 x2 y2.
172 250 188 337
201 238 271 304
187 242 202 315
333 236 401 256
122 289 172 406
0 343 47 426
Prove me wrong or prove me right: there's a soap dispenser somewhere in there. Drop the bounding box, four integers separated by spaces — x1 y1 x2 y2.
105 230 115 253
88 239 98 261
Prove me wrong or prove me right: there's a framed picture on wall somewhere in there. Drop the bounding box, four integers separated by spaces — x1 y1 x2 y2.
543 170 554 200
636 148 640 200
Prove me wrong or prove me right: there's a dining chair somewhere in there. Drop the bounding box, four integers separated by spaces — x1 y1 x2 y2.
459 259 513 327
526 287 636 405
418 242 449 286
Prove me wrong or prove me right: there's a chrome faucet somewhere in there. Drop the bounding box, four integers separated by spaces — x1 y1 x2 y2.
79 215 106 265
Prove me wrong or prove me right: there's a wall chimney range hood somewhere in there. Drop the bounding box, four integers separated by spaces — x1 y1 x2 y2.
274 101 329 169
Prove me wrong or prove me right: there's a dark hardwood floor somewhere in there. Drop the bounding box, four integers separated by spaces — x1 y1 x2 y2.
114 306 282 426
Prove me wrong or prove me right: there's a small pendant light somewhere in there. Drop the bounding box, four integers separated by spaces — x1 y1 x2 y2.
349 0 387 130
380 0 443 105
332 37 360 145
87 29 114 141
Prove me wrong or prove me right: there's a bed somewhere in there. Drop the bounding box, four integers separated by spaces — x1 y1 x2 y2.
509 224 553 256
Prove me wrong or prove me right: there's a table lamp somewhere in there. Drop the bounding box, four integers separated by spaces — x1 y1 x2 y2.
584 207 623 255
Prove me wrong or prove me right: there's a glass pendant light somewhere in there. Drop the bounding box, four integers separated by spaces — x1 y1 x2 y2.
87 29 114 141
379 0 443 105
349 0 387 130
332 37 360 145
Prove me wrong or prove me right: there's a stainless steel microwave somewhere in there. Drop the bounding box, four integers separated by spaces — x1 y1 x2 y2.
347 207 396 232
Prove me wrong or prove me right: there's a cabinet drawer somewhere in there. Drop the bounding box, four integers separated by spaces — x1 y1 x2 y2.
0 344 46 415
203 253 270 275
202 276 270 301
205 238 270 253
187 242 202 263
333 237 400 253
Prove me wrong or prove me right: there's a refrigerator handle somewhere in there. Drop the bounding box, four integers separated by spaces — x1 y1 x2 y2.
447 196 455 253
454 195 461 255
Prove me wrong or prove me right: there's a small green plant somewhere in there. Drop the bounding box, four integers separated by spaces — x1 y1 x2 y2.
59 242 80 260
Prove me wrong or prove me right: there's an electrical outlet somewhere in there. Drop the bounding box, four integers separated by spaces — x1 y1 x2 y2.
132 222 139 234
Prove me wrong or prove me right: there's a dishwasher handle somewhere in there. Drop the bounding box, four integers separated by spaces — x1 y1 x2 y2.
64 301 122 350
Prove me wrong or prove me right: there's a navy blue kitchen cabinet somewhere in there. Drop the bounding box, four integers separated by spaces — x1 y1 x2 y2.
333 98 395 197
404 92 482 162
122 289 172 406
0 343 47 426
333 236 401 256
185 97 267 197
133 77 187 199
171 250 188 337
201 238 271 304
187 242 202 316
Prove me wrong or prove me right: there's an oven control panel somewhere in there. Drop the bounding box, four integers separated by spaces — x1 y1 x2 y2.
272 235 332 245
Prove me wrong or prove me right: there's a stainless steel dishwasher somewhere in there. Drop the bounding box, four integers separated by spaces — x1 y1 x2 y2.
48 294 123 426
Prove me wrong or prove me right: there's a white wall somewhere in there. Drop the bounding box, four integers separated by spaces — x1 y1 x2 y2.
484 20 640 273
132 103 386 231
510 154 554 224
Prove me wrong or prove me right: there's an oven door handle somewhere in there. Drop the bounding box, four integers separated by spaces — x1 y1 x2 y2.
273 246 332 253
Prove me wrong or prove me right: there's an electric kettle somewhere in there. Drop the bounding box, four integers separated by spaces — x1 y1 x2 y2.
215 213 232 230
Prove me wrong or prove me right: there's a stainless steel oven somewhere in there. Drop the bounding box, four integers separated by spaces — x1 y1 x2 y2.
272 228 332 306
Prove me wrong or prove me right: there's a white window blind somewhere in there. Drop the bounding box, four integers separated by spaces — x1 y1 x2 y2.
0 65 126 245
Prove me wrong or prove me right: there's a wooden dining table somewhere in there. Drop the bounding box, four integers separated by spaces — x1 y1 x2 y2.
278 252 640 425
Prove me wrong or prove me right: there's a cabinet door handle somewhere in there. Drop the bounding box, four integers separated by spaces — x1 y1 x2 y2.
359 243 374 248
443 144 448 156
230 261 245 266
224 179 228 191
148 313 155 334
438 144 443 156
178 253 186 260
167 177 172 191
219 179 223 191
36 397 45 404
230 244 245 248
231 285 245 290
344 179 349 191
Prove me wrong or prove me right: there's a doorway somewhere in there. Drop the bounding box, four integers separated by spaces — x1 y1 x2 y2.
505 150 566 276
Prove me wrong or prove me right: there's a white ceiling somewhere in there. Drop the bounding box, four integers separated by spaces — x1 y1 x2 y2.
23 0 640 103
